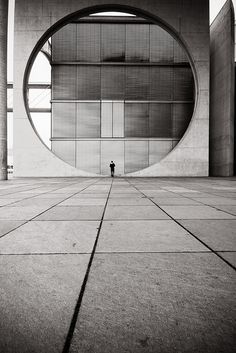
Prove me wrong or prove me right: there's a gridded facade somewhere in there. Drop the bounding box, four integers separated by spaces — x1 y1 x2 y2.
51 17 194 174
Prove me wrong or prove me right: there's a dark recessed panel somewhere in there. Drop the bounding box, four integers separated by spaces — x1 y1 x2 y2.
77 23 101 62
52 65 77 100
124 103 149 137
52 24 77 61
150 25 174 63
149 67 173 101
76 103 100 138
172 103 194 138
125 141 149 173
126 66 149 100
52 102 76 138
101 24 125 62
77 66 101 100
126 24 149 62
52 141 76 167
101 66 125 100
173 67 194 101
149 103 172 137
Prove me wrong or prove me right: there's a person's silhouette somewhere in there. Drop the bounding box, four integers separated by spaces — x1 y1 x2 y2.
109 161 115 177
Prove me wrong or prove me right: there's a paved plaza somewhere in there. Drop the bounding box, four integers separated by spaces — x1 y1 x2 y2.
0 177 235 353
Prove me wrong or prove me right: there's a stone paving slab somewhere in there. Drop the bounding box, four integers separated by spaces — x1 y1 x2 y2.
192 197 236 205
69 253 236 353
179 220 236 251
0 221 99 254
217 252 236 267
213 205 236 215
0 221 25 238
0 206 51 220
107 198 153 206
161 205 236 219
104 205 170 220
152 197 201 205
59 198 107 206
97 220 207 252
0 254 89 353
35 206 105 221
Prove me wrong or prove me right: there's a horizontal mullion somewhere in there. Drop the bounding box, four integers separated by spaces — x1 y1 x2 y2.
51 100 194 104
51 61 190 67
50 137 179 142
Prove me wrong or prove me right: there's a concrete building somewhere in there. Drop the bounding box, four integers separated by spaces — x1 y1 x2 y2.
0 0 234 177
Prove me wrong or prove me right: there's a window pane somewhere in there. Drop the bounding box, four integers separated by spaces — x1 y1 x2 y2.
77 23 100 62
52 103 76 138
172 103 194 138
76 141 100 174
125 103 149 137
126 67 149 100
31 113 51 148
125 141 148 173
113 102 124 137
149 67 173 101
101 141 124 175
76 103 100 138
52 65 76 99
150 25 173 63
77 66 101 99
126 24 149 62
149 103 172 137
101 102 112 137
52 24 76 61
101 66 125 100
101 24 125 62
173 67 194 101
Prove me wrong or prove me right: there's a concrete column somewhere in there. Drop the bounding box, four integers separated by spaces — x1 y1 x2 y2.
0 0 8 180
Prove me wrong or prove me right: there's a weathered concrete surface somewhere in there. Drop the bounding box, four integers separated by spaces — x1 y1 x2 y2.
0 177 235 352
210 0 235 176
0 0 8 180
13 0 209 177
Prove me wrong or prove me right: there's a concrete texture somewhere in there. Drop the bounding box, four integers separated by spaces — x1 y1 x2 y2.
0 176 236 353
210 0 235 176
13 0 209 177
0 0 8 180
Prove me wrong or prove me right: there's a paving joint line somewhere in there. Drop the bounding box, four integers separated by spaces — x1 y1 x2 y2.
62 179 113 353
0 179 100 240
126 179 236 271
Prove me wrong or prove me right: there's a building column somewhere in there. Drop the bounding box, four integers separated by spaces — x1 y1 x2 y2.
0 0 8 180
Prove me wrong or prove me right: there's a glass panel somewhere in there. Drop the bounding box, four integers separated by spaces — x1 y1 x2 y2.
126 66 149 100
52 24 76 61
52 141 76 167
76 103 100 138
28 89 51 109
149 103 172 137
101 140 124 175
173 67 194 101
52 102 76 138
31 113 51 148
125 24 149 62
52 65 77 99
101 102 112 137
113 102 124 137
77 66 101 100
101 24 125 62
101 66 125 100
125 103 149 137
76 141 100 174
174 40 188 63
125 141 149 173
150 25 174 63
77 23 100 62
149 140 173 165
149 67 173 101
7 113 13 166
172 104 194 138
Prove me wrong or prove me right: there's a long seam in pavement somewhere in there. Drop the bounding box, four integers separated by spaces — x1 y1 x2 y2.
0 178 100 240
126 178 236 272
62 179 113 353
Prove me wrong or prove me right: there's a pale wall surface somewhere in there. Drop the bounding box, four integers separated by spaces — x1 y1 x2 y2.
210 0 235 176
14 0 210 177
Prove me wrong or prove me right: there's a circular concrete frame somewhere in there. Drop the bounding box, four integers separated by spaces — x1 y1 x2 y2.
23 4 198 175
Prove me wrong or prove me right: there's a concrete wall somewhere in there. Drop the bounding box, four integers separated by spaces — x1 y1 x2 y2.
13 0 210 177
210 0 235 176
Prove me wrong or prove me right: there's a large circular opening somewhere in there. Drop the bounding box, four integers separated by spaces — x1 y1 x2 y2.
25 8 195 175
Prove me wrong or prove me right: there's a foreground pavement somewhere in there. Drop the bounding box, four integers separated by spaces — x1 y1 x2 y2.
0 177 235 353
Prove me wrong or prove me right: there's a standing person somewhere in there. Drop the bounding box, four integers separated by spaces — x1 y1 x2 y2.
109 161 115 177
